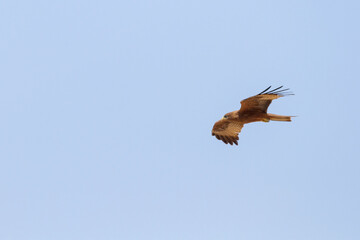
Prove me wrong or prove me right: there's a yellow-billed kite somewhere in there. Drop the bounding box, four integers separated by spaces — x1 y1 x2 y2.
212 86 294 145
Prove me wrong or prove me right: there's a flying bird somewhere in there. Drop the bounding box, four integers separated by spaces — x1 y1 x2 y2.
212 86 294 145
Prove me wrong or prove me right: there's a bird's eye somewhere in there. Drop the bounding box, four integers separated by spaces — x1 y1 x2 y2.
223 115 228 119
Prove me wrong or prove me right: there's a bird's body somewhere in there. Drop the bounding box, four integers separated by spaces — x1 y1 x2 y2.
212 86 293 145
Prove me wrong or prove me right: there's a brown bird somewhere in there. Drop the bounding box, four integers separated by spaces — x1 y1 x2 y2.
212 86 294 145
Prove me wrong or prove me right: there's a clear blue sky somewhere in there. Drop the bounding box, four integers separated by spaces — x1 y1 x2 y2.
1 0 360 239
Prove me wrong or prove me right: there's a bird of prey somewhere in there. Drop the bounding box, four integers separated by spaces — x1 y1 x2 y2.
212 86 294 145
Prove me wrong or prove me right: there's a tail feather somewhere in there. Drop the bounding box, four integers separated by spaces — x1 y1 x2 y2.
267 113 292 122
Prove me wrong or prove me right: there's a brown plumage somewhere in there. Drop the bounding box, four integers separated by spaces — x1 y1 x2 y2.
212 86 294 145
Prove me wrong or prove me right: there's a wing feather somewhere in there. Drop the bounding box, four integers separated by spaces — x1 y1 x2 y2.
212 119 243 145
240 86 293 113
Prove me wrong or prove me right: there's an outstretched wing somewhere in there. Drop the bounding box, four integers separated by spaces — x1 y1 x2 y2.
212 119 244 145
239 86 293 113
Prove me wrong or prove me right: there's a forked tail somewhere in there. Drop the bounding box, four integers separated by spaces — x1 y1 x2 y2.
267 113 292 122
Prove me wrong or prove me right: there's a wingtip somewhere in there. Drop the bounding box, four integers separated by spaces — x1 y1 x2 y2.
259 86 294 96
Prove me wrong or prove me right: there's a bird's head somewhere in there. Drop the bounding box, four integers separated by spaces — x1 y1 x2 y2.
222 111 238 120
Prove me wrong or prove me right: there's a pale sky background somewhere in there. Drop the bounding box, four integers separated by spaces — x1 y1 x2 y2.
1 0 360 239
